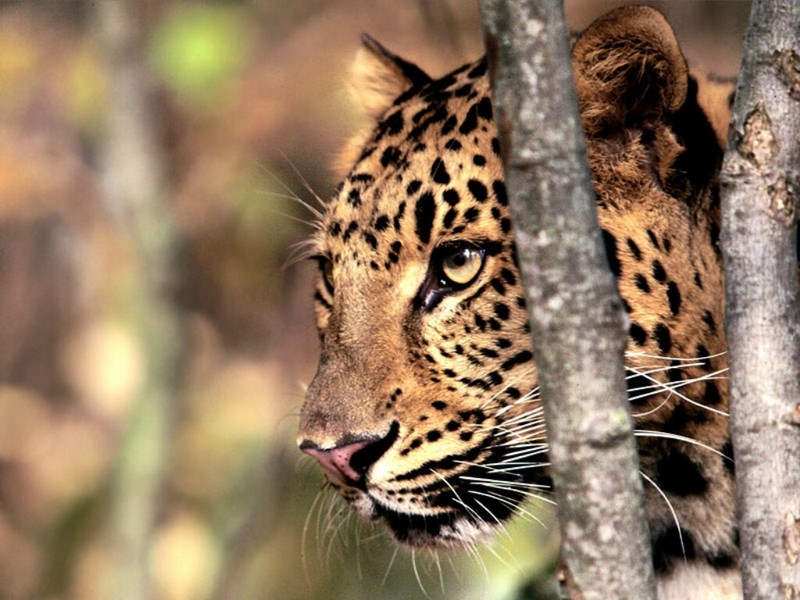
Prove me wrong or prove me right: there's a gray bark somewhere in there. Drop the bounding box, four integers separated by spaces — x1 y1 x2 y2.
720 1 800 598
478 2 656 599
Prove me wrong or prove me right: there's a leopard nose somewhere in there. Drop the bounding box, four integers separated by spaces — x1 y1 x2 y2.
299 422 399 486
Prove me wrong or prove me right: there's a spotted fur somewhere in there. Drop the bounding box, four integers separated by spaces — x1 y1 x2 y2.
298 7 740 599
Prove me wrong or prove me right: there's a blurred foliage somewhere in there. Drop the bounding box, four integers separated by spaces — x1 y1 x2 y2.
149 5 252 109
0 1 748 599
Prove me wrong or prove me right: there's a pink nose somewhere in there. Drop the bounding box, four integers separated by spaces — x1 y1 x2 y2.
302 441 373 484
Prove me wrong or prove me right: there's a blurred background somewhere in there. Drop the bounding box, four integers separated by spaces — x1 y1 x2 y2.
0 1 748 599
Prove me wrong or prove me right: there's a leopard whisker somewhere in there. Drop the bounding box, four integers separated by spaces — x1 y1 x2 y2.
381 545 400 586
626 365 730 416
472 497 513 541
634 430 732 460
431 469 488 527
640 470 687 560
301 489 325 585
626 350 727 362
411 548 432 600
471 489 547 528
277 149 328 210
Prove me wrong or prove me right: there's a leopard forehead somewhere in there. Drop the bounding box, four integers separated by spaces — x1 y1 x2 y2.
316 61 511 274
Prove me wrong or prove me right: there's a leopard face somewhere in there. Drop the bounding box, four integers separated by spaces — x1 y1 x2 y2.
298 6 740 593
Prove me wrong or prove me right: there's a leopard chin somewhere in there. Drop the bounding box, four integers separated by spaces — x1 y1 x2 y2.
348 489 503 548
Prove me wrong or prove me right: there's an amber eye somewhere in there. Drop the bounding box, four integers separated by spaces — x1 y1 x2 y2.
438 243 485 286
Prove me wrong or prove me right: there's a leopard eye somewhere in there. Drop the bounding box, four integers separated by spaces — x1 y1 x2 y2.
438 243 485 287
316 257 334 294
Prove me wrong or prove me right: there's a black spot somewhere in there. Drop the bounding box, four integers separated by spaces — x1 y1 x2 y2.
426 430 442 442
490 278 506 295
622 298 632 313
381 146 402 167
432 401 447 410
667 282 681 315
494 303 510 320
464 207 480 222
629 323 647 346
652 260 667 282
702 310 717 333
668 359 682 384
459 431 473 442
495 338 512 349
653 324 672 353
500 218 511 233
347 189 361 207
406 180 422 196
602 230 621 277
694 271 703 289
652 525 695 573
501 350 533 371
391 241 402 253
663 237 672 253
647 229 660 249
506 387 521 399
446 420 460 431
342 220 359 242
363 232 378 250
500 268 516 285
467 179 488 202
375 215 390 231
477 96 493 120
492 180 508 205
696 344 712 371
704 381 721 405
657 452 708 496
721 441 735 474
350 173 374 185
706 552 734 569
443 208 458 229
635 273 651 293
627 238 642 260
441 115 457 135
414 192 436 244
443 189 460 206
444 138 462 151
473 154 486 167
382 110 404 136
491 137 501 155
459 103 479 135
430 157 451 185
487 370 503 386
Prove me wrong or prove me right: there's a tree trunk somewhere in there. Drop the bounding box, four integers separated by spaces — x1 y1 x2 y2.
720 1 800 598
94 2 184 598
477 2 656 599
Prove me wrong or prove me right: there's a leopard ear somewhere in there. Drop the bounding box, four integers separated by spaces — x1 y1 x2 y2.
572 6 688 136
350 34 431 119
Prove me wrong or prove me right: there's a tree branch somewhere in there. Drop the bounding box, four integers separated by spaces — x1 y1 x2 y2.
478 2 655 599
720 1 800 598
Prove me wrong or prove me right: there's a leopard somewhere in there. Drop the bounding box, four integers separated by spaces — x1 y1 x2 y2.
297 6 741 599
